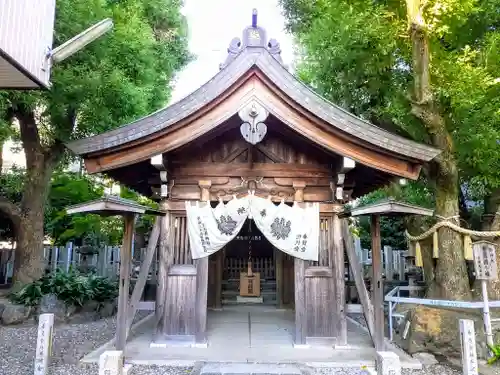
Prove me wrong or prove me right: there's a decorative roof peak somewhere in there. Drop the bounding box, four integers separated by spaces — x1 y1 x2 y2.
219 9 283 69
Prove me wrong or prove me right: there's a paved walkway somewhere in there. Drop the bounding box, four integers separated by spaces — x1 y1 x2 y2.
81 305 419 368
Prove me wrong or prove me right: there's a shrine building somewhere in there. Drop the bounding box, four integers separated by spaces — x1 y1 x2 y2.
67 11 440 359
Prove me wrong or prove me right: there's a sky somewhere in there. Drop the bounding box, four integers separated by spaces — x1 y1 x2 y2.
2 0 294 170
169 0 294 104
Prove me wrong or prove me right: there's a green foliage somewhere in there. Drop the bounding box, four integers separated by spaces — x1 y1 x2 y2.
281 0 500 193
352 181 435 249
488 344 500 365
9 269 118 307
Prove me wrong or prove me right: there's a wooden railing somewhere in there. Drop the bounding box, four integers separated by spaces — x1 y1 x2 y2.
224 257 275 280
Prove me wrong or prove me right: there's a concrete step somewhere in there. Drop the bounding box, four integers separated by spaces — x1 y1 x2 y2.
200 363 302 375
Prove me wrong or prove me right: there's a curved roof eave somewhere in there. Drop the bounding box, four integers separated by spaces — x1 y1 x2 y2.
67 47 441 163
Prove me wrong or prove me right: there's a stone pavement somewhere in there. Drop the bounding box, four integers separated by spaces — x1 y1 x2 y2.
81 306 419 369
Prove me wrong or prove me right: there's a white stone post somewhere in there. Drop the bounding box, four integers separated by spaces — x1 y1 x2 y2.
376 351 401 375
459 319 479 375
99 350 124 375
34 313 54 375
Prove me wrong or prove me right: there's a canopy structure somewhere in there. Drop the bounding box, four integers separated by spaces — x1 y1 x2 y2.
343 199 435 218
66 195 165 217
66 195 164 351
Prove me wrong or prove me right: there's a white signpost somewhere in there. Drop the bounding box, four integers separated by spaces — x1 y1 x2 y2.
460 319 479 375
472 240 497 352
34 313 54 375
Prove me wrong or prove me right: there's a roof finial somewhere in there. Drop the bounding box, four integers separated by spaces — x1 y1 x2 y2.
252 9 258 28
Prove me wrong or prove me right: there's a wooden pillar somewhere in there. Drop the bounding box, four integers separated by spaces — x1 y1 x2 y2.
371 214 384 350
332 208 347 346
214 250 223 310
116 214 135 351
195 180 211 344
275 247 284 309
384 245 394 281
293 181 307 345
156 200 171 336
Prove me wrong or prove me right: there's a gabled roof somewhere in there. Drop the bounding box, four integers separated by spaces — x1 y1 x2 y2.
67 47 439 164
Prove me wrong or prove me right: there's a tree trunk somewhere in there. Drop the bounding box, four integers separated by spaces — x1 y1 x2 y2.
10 106 64 286
408 5 471 301
405 2 472 356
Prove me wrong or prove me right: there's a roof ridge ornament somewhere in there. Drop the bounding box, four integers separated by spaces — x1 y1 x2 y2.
239 101 268 145
219 9 284 70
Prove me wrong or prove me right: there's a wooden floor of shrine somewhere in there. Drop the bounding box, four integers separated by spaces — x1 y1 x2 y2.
81 305 420 368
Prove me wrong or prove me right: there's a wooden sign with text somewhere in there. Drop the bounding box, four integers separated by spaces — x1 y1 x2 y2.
473 241 498 281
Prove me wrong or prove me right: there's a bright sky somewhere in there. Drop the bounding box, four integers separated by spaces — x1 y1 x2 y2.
2 0 294 170
169 0 294 104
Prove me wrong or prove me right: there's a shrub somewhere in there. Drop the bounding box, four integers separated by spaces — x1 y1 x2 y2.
9 269 118 307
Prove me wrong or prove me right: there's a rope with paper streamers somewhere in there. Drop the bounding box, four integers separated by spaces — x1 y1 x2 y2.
405 218 500 267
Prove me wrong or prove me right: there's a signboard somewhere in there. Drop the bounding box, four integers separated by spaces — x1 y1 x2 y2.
34 313 54 375
459 319 478 375
473 241 498 281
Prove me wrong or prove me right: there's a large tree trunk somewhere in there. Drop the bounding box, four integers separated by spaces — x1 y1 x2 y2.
9 107 64 286
408 2 470 301
404 1 473 356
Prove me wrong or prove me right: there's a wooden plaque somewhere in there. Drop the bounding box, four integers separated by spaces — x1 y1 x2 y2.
239 272 261 297
473 241 498 281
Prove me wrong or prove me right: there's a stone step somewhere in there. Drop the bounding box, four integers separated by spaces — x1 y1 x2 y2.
200 363 302 375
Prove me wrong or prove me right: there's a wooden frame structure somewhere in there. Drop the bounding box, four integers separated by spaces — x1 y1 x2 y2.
66 196 165 351
344 199 434 350
66 13 440 350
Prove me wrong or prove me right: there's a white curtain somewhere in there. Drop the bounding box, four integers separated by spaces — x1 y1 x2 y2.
249 195 319 261
186 194 319 261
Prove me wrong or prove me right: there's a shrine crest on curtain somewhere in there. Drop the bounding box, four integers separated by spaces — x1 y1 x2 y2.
185 193 319 261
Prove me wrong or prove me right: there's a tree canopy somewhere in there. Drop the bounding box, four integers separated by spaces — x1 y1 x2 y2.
0 0 191 284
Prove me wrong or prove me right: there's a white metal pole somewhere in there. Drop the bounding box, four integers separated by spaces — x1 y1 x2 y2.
481 279 494 355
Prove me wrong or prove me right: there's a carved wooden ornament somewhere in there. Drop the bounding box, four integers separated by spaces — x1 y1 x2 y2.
239 101 268 145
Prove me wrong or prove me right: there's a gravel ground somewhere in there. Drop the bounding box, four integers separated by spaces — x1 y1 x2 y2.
0 312 489 375
0 312 151 375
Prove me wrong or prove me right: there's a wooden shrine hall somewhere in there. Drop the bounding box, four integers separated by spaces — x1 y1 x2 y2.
67 11 440 353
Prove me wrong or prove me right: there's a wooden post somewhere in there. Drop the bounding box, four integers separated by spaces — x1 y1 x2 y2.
371 214 384 350
384 245 393 281
116 214 135 351
126 217 161 337
332 209 347 345
293 181 307 346
214 250 223 309
342 220 375 340
195 180 211 344
156 201 171 335
275 247 284 309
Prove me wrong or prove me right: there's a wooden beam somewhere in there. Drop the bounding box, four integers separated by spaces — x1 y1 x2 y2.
371 214 384 350
214 250 223 309
341 220 375 341
294 181 307 346
116 214 135 351
126 217 161 337
171 162 332 178
222 146 247 163
195 181 210 344
275 247 284 309
156 202 171 336
255 144 287 163
332 211 347 345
